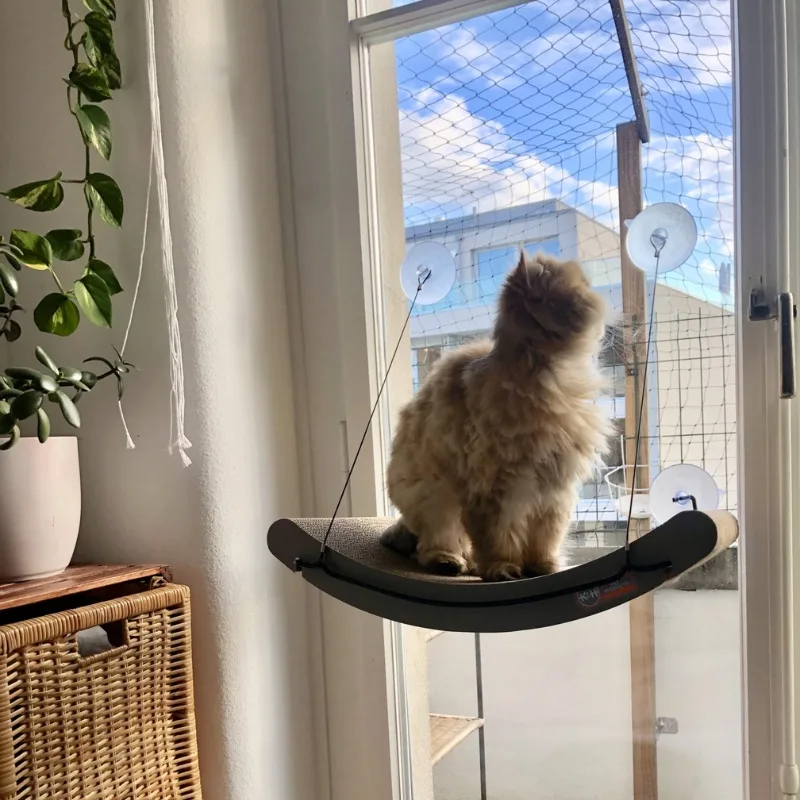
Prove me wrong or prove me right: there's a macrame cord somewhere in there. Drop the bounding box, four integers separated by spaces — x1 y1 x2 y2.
118 0 192 466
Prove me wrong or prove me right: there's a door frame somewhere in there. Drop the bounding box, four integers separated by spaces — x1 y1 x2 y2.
270 0 793 797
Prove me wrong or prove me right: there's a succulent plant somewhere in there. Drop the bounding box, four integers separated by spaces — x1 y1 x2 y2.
0 0 131 450
0 346 134 450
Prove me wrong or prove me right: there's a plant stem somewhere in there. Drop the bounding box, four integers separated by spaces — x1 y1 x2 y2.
85 142 94 258
48 267 66 293
64 3 95 261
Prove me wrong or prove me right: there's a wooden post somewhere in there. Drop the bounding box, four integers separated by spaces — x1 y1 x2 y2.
617 120 658 800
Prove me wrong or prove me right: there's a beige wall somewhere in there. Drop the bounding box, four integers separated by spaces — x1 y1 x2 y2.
652 287 737 512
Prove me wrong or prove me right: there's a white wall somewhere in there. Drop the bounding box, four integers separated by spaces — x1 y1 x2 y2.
0 3 317 800
428 590 742 800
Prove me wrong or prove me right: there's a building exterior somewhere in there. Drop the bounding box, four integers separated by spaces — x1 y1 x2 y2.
405 200 736 531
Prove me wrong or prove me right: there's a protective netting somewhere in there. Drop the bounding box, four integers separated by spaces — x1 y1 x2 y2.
384 0 735 542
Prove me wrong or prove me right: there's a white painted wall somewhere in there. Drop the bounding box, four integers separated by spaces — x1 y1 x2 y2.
428 590 742 800
0 3 318 800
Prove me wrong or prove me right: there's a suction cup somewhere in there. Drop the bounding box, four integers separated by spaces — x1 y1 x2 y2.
625 203 697 275
400 242 457 305
650 463 720 524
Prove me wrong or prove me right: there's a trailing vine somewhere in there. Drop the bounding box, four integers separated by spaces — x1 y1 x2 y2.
0 0 133 449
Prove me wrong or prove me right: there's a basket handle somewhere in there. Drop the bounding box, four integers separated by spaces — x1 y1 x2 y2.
0 584 188 654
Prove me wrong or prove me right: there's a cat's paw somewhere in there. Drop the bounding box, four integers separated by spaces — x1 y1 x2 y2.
480 562 524 582
523 557 564 576
380 520 418 556
418 550 470 576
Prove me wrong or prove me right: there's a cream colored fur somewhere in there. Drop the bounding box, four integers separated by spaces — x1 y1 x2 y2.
383 252 612 582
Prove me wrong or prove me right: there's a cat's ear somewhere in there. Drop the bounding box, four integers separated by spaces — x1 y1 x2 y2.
512 249 528 276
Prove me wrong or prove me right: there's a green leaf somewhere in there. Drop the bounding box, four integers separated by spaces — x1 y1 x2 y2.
83 34 122 91
100 50 122 90
4 321 21 343
83 0 116 19
86 258 122 294
59 366 83 383
11 390 44 421
2 176 64 212
0 262 19 297
86 173 123 227
10 230 52 270
82 14 121 91
46 229 85 261
75 104 111 159
35 346 59 374
0 425 20 450
65 377 91 392
36 408 51 443
68 63 111 102
74 273 112 328
34 294 80 337
84 12 113 49
5 253 23 272
37 374 58 393
5 367 44 383
54 390 81 428
82 30 102 68
0 413 15 436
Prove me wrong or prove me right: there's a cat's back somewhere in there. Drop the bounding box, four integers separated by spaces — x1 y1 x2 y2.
395 340 491 438
422 340 492 399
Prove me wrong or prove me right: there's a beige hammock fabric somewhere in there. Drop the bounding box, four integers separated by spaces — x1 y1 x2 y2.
0 584 201 800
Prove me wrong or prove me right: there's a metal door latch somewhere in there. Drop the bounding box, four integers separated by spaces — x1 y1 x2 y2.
655 717 679 737
749 288 796 399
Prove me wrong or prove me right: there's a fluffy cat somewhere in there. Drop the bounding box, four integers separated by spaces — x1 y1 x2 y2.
382 251 612 582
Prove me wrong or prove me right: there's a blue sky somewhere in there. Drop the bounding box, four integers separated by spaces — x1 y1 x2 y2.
393 0 733 308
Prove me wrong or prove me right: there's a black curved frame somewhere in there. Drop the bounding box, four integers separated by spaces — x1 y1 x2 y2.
268 510 722 633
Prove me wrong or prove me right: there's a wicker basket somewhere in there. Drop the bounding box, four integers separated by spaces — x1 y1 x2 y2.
0 584 202 800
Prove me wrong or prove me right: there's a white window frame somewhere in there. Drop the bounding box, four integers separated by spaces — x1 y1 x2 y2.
270 0 797 797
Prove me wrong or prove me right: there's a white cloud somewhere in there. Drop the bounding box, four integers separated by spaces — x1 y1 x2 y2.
400 92 620 227
643 132 734 259
400 93 734 286
421 0 732 101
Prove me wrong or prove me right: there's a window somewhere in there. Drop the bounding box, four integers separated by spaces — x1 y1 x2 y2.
475 237 560 280
474 237 561 302
475 245 517 281
278 0 799 796
523 237 561 260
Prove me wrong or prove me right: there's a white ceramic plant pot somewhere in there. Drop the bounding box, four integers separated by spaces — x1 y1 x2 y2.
0 437 81 582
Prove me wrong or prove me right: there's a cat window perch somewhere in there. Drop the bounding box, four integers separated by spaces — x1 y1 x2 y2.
267 203 739 633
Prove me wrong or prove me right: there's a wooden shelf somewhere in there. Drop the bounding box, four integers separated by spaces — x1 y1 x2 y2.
0 564 172 612
430 713 484 765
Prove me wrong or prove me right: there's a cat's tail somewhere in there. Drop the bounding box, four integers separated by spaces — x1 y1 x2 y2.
379 517 418 556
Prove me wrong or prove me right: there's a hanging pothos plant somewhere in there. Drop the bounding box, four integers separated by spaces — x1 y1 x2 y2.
0 0 134 450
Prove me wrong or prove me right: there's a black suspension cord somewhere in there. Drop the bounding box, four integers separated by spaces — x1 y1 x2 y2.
624 237 664 551
317 270 431 562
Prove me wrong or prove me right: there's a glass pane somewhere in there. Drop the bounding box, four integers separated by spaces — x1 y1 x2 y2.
369 0 738 797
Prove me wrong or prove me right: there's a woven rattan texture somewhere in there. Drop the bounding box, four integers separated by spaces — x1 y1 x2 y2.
0 585 201 800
